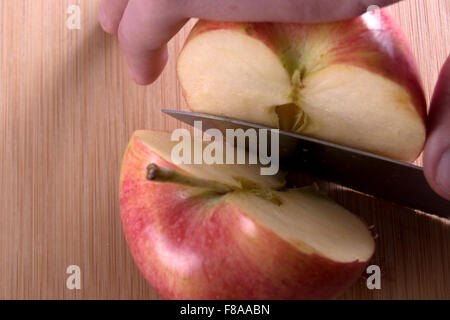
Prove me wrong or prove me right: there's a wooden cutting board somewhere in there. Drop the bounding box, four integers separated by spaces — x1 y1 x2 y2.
0 0 449 299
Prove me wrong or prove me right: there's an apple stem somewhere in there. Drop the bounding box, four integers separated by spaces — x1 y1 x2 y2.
146 164 283 205
146 163 233 194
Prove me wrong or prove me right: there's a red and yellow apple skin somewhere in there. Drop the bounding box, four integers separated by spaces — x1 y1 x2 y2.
119 134 372 300
177 10 427 161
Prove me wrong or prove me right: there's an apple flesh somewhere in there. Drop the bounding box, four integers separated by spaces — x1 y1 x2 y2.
120 131 375 299
177 10 426 161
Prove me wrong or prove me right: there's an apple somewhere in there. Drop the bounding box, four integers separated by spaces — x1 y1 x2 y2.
120 131 375 299
177 10 426 161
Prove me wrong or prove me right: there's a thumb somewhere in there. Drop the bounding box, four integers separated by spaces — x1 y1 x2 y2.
423 55 450 200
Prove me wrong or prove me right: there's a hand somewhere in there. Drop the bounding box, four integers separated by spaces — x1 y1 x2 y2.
424 56 450 200
99 0 450 201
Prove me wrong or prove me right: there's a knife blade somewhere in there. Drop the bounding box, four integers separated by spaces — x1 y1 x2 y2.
163 109 450 219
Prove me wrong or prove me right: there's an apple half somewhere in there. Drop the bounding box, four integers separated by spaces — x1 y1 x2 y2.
177 10 426 161
120 131 375 299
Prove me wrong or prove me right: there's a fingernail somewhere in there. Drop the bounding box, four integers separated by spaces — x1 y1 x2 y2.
436 149 450 195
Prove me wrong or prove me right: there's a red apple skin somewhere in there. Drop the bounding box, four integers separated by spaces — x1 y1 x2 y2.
183 10 426 124
119 134 372 300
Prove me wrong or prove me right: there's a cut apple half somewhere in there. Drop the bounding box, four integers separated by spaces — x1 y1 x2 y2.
177 12 427 161
120 131 375 299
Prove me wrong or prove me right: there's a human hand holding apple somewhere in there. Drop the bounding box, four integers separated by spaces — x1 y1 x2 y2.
100 0 450 200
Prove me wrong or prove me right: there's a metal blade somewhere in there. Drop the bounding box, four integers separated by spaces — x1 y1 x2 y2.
163 109 450 219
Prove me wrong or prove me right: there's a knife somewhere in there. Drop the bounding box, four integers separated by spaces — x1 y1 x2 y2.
163 109 450 219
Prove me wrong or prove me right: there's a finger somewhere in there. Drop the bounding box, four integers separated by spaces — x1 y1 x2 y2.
424 55 450 200
98 0 129 34
118 0 188 85
184 0 401 22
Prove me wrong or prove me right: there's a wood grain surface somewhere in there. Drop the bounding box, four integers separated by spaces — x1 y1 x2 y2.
0 0 449 300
